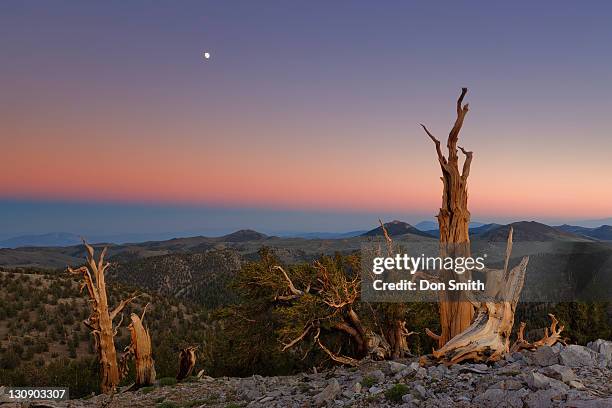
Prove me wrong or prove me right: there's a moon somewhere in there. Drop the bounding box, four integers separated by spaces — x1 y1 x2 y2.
203 52 211 60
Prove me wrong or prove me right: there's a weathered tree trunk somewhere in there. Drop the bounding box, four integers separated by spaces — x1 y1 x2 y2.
387 320 412 359
377 220 414 360
68 242 139 394
177 346 198 381
98 311 120 394
128 309 156 386
421 228 529 365
421 88 475 347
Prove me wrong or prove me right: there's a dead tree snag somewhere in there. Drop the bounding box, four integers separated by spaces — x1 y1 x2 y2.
68 241 139 394
120 304 156 387
177 346 198 381
421 87 475 347
422 228 529 365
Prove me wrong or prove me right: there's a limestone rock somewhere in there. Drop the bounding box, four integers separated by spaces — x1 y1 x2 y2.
540 364 577 384
314 378 341 406
532 346 559 367
559 345 597 367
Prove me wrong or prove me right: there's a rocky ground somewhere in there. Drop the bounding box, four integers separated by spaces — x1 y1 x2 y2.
2 340 612 408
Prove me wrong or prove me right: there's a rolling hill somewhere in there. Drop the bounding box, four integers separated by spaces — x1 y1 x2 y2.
475 221 594 242
0 221 606 273
0 232 82 249
362 220 434 238
556 224 612 241
0 224 437 269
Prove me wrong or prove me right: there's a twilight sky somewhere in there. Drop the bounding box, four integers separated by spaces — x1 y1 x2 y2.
1 1 611 237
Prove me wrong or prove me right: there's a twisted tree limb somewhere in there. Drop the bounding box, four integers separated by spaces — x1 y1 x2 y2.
510 314 567 352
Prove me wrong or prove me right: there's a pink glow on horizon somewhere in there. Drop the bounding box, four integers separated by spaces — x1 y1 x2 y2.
2 79 611 220
2 127 610 219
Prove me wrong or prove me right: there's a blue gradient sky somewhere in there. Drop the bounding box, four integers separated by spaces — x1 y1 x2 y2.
1 1 611 237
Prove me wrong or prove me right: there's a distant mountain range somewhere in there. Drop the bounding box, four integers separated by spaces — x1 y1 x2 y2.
555 224 612 241
362 220 435 238
276 230 368 239
0 232 83 248
476 221 593 242
1 220 610 256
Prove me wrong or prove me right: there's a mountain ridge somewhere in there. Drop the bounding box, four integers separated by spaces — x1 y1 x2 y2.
362 220 435 238
556 224 612 241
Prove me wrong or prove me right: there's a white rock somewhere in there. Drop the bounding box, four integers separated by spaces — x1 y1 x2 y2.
559 345 597 367
532 346 559 367
368 386 382 394
540 364 577 384
314 378 341 406
413 384 428 399
569 380 585 390
387 361 407 374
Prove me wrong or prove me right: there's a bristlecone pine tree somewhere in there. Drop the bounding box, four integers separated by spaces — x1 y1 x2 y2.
243 243 414 365
420 87 475 348
209 88 565 369
119 304 156 387
419 89 565 364
68 241 140 393
420 227 527 364
177 346 198 381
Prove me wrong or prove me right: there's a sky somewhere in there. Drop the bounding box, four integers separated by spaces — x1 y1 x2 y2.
1 1 611 237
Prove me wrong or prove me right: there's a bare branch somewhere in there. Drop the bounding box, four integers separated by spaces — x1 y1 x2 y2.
456 87 468 116
273 265 304 298
282 323 313 351
425 328 441 342
82 239 95 263
110 292 140 322
314 328 359 366
378 219 393 256
98 246 108 272
510 322 534 353
448 87 470 161
314 261 359 309
114 313 124 336
68 265 99 305
421 123 447 166
532 314 566 347
458 145 473 179
140 302 150 321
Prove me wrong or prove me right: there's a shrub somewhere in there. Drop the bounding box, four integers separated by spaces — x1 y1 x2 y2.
385 383 410 402
361 376 377 388
158 377 177 387
157 402 179 408
0 351 19 370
